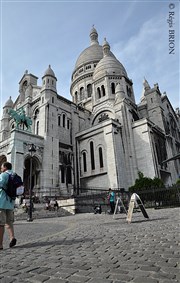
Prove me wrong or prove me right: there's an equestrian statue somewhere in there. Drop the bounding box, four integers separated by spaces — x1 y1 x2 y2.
9 108 32 131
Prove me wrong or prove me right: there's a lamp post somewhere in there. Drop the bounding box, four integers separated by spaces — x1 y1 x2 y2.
27 143 36 222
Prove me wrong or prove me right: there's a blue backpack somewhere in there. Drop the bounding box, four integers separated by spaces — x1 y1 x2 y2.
3 172 24 201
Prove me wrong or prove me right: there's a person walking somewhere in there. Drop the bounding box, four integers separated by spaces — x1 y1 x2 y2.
0 162 17 250
108 188 116 214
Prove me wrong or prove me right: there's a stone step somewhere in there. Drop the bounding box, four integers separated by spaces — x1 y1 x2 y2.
14 206 72 221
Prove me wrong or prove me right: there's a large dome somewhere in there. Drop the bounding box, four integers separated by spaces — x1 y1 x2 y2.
73 26 115 70
75 44 103 69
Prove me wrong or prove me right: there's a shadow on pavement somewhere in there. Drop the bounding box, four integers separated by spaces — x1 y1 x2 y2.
15 237 102 249
104 216 169 224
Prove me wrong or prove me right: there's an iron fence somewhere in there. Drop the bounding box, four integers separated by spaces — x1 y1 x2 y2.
132 186 180 209
73 186 180 212
31 186 180 212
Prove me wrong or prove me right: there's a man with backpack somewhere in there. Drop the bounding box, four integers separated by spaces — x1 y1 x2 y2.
0 162 17 250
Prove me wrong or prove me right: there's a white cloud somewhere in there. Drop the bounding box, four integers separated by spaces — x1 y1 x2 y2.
112 14 179 108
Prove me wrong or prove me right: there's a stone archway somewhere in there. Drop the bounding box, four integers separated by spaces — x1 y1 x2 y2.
23 156 41 197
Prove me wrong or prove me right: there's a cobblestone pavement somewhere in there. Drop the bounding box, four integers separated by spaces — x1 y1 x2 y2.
0 207 179 283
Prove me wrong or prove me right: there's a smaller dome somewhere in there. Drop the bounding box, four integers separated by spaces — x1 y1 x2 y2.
93 55 127 81
93 39 127 81
43 65 55 77
4 96 13 108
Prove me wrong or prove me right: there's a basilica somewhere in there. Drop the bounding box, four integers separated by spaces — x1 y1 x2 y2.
0 27 180 197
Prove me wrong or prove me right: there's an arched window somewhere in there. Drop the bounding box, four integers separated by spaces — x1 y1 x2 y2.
101 85 106 96
67 119 70 129
126 86 132 97
87 84 92 97
22 80 28 92
36 121 39 135
132 110 139 121
34 108 39 119
83 152 87 172
97 87 101 99
61 166 65 183
67 167 72 184
62 114 66 128
80 87 84 100
34 108 39 134
90 141 95 170
58 115 61 126
111 83 115 94
99 147 104 168
170 116 177 138
74 91 78 103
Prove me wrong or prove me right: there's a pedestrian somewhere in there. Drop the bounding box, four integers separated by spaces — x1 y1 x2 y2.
107 188 115 214
0 162 17 250
54 199 59 211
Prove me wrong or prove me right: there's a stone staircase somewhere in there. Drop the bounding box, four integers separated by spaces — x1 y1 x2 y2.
14 203 73 221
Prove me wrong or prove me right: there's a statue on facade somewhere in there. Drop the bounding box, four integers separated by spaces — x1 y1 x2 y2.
9 108 32 131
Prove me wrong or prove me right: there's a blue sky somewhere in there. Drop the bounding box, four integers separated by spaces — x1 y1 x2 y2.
0 0 179 116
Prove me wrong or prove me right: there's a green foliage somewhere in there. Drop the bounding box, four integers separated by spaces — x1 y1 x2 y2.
176 178 180 184
129 171 164 192
152 177 164 188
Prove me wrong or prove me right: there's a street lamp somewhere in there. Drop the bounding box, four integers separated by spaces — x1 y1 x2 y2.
27 143 36 222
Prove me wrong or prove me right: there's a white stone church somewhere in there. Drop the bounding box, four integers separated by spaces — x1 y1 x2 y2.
0 27 180 197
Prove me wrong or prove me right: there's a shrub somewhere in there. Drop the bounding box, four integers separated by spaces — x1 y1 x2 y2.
129 171 164 193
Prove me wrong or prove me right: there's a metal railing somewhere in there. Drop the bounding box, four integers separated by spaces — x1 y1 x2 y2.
132 186 180 209
30 186 180 212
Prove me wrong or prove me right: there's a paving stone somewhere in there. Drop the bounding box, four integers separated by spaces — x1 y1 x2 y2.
133 277 158 283
27 274 50 282
109 269 128 275
15 273 34 279
152 272 178 280
46 279 68 283
108 274 133 281
140 266 160 272
67 274 90 282
88 279 113 283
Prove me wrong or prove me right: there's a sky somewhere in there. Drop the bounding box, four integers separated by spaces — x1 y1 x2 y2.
0 0 179 116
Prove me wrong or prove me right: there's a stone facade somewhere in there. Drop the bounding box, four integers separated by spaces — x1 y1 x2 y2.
0 27 180 197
